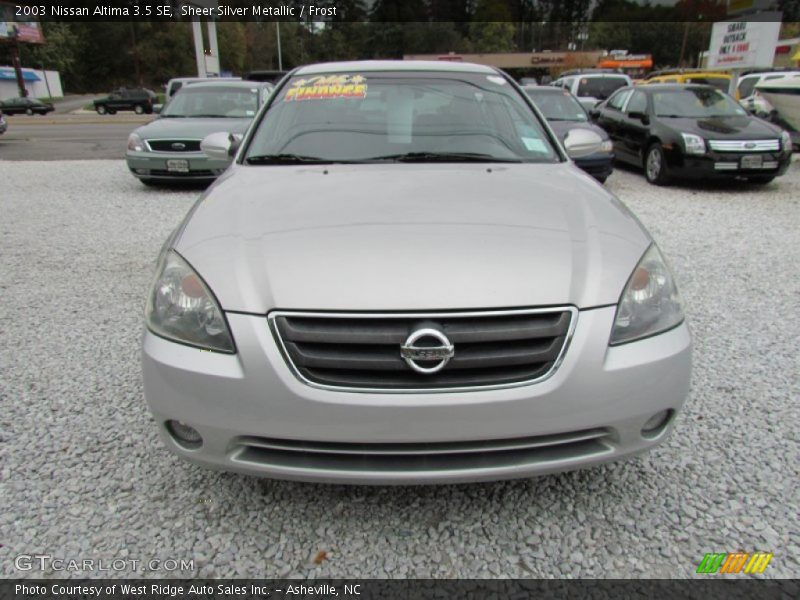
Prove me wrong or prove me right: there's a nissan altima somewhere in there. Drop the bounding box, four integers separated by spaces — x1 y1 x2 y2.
142 61 692 484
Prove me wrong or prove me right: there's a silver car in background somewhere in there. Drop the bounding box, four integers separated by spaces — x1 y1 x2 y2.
126 81 272 185
142 61 691 484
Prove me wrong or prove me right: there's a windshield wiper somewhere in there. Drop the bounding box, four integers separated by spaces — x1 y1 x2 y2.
365 151 523 163
246 153 334 165
159 114 186 118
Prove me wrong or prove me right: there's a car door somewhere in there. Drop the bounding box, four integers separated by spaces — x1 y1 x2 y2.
618 90 650 163
593 88 632 155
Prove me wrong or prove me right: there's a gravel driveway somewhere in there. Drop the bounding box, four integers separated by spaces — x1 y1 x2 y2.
1 160 798 578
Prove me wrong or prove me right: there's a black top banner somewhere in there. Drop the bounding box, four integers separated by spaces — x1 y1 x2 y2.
1 0 792 23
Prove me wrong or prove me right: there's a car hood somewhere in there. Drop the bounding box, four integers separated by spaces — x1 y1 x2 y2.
547 120 610 141
659 115 780 138
173 163 651 312
134 117 252 140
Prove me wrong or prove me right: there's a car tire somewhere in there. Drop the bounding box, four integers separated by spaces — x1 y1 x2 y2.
134 105 144 115
96 105 107 115
644 143 671 186
746 176 775 185
594 175 608 184
25 108 33 116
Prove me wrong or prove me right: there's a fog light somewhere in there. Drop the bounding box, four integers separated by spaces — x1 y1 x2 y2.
642 410 672 436
166 420 203 449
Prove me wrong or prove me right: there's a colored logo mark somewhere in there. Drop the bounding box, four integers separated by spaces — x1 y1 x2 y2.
696 552 773 574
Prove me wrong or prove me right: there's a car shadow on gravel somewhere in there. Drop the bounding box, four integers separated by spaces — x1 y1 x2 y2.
611 160 786 193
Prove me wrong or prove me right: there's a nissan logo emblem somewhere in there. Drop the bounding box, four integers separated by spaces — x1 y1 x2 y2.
400 328 455 374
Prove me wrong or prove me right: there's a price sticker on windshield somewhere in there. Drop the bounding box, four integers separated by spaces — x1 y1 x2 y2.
285 75 368 102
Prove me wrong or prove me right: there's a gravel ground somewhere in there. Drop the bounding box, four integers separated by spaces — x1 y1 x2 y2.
1 160 798 579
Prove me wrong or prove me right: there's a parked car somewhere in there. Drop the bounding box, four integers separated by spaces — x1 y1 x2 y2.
590 83 792 185
141 60 691 484
0 110 7 134
126 81 272 185
551 71 632 110
642 69 731 93
735 70 800 118
0 96 54 115
94 88 157 115
524 85 614 182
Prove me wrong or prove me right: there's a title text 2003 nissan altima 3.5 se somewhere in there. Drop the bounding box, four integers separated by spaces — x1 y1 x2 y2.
142 61 691 485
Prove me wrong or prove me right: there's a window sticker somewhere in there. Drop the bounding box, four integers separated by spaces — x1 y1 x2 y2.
522 137 547 153
285 74 368 102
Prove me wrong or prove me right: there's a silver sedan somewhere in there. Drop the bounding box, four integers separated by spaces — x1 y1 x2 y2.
142 61 691 484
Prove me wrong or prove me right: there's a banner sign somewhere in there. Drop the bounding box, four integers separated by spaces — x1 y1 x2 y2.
707 16 781 69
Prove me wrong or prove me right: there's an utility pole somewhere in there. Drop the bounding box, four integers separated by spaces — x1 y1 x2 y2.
678 21 690 67
276 22 283 71
9 30 28 97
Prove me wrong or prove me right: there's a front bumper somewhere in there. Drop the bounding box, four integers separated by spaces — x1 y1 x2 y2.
664 148 791 179
126 151 230 181
142 306 692 484
574 152 614 180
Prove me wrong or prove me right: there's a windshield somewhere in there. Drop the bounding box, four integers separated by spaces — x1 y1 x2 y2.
684 76 729 92
576 77 628 99
244 72 559 164
653 88 748 118
525 89 587 121
162 86 260 118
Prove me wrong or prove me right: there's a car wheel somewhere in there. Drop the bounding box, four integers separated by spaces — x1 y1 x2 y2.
594 175 608 184
134 105 144 115
25 108 33 116
644 143 670 186
746 176 775 185
96 105 107 115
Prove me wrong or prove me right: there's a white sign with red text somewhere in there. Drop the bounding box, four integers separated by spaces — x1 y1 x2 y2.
707 17 781 69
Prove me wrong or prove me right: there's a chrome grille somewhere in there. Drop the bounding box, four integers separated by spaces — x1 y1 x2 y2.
146 139 202 152
707 139 780 152
232 428 612 474
270 308 576 392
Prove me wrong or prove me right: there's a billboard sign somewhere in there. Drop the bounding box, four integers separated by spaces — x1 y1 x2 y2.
0 2 45 44
707 17 781 69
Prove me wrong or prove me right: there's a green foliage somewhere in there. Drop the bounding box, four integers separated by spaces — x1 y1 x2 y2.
467 22 517 53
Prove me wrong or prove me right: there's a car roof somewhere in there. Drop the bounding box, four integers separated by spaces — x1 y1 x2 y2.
294 60 498 76
523 85 568 94
637 83 718 92
177 81 270 90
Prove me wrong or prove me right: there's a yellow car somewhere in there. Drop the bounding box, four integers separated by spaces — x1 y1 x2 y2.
644 72 731 93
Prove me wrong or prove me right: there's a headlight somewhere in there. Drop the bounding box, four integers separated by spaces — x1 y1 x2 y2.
127 132 145 152
781 130 792 152
610 244 684 345
600 139 613 153
681 133 705 155
145 250 235 353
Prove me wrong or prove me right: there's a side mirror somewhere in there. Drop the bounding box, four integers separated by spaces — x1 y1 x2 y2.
201 132 243 161
564 129 604 159
628 111 649 124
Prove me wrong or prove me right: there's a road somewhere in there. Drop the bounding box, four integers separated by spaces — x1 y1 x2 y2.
0 113 154 160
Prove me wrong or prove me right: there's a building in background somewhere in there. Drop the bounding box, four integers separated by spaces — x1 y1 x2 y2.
0 66 62 100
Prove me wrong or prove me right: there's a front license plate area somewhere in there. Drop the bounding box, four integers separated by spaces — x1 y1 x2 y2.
740 154 763 169
166 159 189 173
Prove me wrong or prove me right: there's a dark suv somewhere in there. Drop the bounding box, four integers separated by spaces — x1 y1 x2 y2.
94 88 157 115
